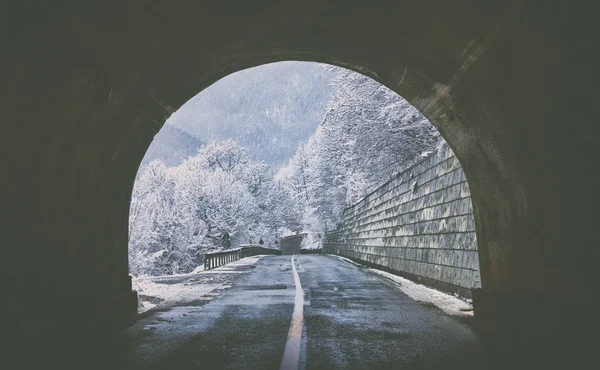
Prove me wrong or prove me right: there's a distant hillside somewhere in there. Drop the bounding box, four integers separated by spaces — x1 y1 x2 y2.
166 61 335 168
140 124 203 167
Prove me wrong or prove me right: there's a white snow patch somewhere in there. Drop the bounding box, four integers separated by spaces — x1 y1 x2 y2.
198 270 246 274
368 269 473 317
138 300 157 312
192 265 205 273
327 254 363 267
133 278 222 312
133 256 264 314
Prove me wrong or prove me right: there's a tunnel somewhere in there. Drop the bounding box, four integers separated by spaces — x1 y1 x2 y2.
1 0 598 367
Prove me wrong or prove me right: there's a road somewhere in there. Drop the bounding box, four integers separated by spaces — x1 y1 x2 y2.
116 255 482 369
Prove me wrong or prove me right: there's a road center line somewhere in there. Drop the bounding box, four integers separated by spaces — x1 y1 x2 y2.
280 255 305 370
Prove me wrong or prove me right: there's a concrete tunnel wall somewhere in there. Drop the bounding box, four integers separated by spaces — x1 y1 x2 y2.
324 143 481 298
1 0 599 365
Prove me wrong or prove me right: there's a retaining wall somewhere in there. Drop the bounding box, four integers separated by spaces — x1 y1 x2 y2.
323 143 481 298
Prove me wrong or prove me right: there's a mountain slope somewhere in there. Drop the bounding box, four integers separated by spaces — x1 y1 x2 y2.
166 61 335 167
140 124 204 167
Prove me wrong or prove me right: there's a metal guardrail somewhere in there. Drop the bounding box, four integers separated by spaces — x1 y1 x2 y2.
203 248 241 270
203 245 282 270
240 245 281 258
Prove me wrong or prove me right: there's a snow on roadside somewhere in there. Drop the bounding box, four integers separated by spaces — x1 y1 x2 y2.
138 300 157 312
328 254 362 267
133 278 227 313
368 269 473 317
328 254 473 317
133 255 264 314
192 265 204 273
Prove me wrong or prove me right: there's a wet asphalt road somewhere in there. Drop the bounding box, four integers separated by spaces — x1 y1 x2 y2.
117 255 482 370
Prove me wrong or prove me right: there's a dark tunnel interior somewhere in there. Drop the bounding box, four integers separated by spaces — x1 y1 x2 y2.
1 1 599 368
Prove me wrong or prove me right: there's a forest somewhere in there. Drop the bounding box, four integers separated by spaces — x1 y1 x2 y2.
129 64 441 276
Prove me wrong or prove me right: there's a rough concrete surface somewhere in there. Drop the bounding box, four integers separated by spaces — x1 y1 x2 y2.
324 143 480 298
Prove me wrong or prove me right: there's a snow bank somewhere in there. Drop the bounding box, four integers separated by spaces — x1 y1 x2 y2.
192 265 204 273
368 269 473 317
328 255 362 266
328 254 473 317
133 256 264 313
133 277 228 312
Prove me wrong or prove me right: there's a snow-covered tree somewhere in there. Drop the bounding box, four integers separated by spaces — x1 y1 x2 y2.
129 65 442 276
279 67 442 234
196 139 248 174
129 140 296 276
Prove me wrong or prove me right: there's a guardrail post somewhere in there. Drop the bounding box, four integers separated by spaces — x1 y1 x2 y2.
205 246 273 271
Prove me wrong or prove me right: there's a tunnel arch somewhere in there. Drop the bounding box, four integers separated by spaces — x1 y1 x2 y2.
118 48 516 306
129 60 483 299
2 1 598 365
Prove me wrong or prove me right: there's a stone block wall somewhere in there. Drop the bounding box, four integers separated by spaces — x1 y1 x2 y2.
323 143 481 298
280 234 305 255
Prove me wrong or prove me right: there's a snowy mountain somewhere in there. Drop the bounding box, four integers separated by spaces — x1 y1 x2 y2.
165 61 336 168
140 124 204 167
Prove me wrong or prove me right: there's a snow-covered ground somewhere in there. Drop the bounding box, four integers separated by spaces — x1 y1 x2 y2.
329 255 474 317
133 255 264 313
